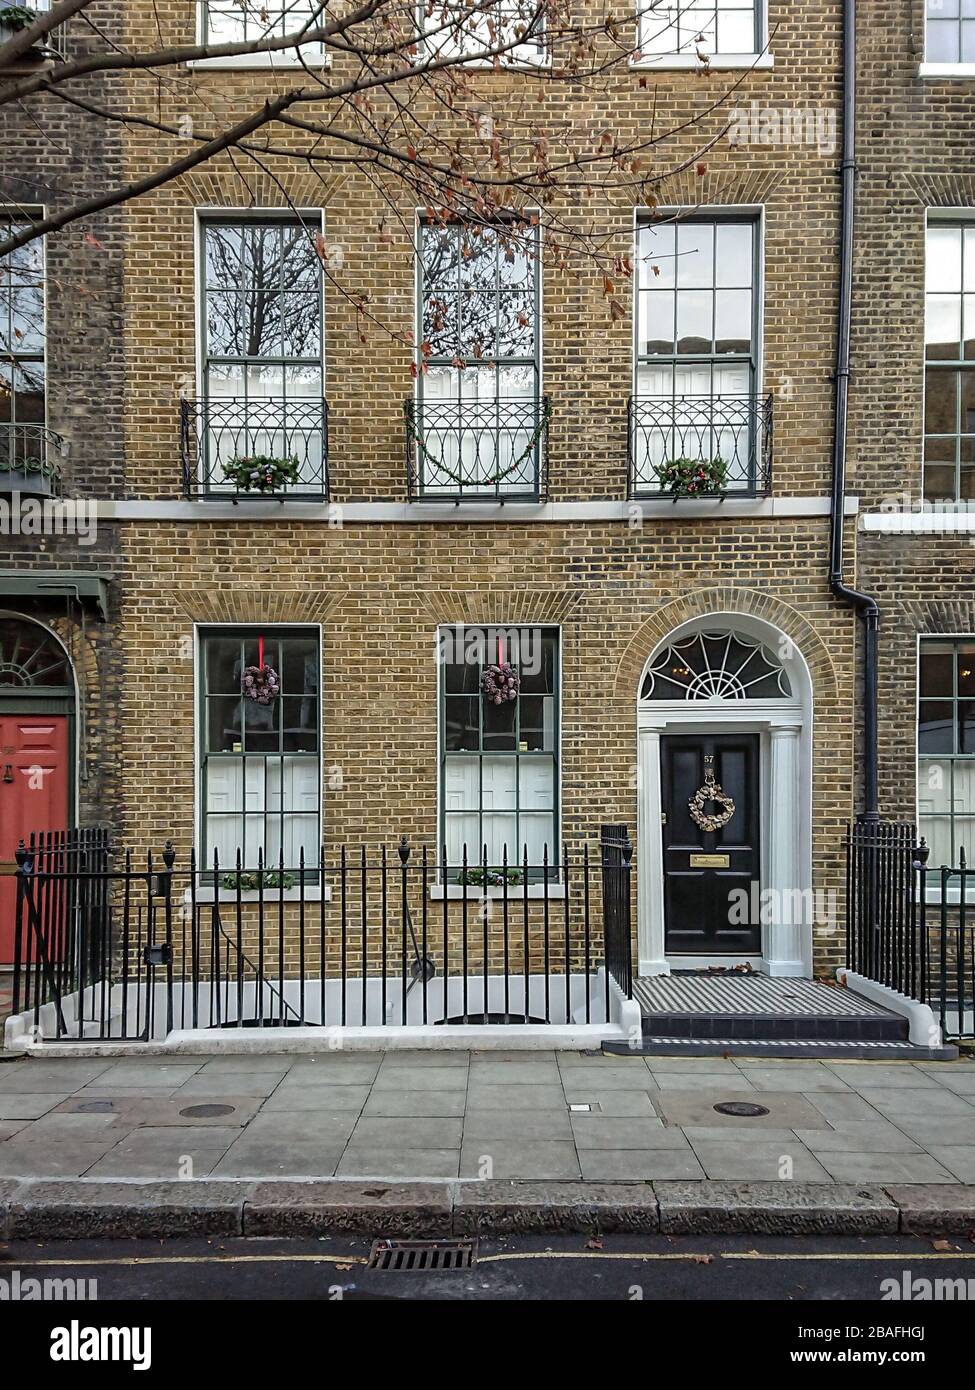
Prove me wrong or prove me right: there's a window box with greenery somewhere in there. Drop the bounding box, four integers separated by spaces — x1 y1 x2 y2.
0 0 55 70
198 627 321 888
654 454 728 497
438 625 560 888
0 3 37 34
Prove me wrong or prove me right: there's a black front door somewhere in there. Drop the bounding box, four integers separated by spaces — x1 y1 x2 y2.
661 734 761 955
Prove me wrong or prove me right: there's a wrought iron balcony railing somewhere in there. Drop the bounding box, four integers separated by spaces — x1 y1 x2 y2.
405 395 550 502
628 392 774 500
180 396 329 501
0 422 64 496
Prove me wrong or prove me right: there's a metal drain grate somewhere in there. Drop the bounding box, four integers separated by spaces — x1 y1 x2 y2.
367 1239 477 1271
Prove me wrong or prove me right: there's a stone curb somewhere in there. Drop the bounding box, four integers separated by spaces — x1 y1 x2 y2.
654 1181 899 1236
0 1179 973 1239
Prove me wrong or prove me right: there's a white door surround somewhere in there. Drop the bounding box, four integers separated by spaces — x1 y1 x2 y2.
636 615 814 979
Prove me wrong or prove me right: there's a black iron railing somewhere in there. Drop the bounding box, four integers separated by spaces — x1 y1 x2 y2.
846 820 920 998
12 827 111 1037
628 393 773 499
180 397 329 500
918 848 975 1044
600 824 633 999
405 395 550 501
846 819 974 1042
0 422 64 495
13 832 633 1041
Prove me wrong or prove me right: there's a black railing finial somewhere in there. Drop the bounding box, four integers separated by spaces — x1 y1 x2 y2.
398 834 410 865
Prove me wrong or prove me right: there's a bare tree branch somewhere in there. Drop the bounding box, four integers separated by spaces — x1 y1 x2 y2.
0 1 368 106
0 87 326 255
0 0 97 67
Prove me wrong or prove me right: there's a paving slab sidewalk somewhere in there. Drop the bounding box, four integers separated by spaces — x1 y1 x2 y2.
0 1050 974 1236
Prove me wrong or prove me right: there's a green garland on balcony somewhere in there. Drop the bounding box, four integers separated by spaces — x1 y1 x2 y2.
222 453 300 494
404 397 551 489
0 6 40 33
654 454 728 498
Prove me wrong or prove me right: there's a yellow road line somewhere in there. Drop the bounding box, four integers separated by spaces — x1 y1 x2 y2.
5 1249 975 1270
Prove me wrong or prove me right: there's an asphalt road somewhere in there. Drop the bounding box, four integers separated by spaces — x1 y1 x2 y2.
2 1232 974 1301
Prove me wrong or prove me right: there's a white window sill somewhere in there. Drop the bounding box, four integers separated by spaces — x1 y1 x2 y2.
430 883 566 901
862 507 975 532
630 53 773 71
918 62 975 80
185 885 331 904
187 51 330 71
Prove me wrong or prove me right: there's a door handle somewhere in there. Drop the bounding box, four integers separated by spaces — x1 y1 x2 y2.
2 764 12 783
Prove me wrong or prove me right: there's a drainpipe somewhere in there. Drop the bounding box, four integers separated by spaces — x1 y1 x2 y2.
830 0 880 822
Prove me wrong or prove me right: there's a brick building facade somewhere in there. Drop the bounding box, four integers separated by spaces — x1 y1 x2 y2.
5 0 941 990
853 0 975 868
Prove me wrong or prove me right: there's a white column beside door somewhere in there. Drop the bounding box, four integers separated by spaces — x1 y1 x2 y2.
637 725 669 975
763 723 804 976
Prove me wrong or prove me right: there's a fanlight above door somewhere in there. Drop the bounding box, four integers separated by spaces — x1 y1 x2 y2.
0 617 71 690
641 629 793 701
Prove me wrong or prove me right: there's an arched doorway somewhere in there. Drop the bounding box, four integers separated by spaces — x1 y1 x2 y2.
0 613 75 965
636 613 813 978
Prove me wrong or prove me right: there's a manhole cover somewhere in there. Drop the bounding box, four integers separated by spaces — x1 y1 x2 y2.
712 1101 770 1118
178 1103 236 1118
74 1100 114 1113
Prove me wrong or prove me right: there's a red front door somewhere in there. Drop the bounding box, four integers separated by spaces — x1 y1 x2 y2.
0 714 70 965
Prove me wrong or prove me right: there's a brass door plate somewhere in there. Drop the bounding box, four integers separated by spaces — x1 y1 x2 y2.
689 853 731 868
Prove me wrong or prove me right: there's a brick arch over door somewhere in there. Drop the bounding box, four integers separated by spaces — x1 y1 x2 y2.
612 587 841 706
